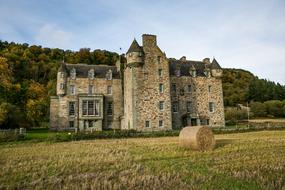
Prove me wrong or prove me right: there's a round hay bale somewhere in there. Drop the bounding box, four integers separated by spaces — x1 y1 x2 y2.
179 126 215 151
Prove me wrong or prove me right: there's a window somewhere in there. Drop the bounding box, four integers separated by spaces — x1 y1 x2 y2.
158 69 163 77
88 69 94 79
145 120 150 128
186 101 192 113
106 70 112 80
159 84 164 93
107 102 113 116
205 70 211 78
175 69 181 77
172 102 178 113
88 120 93 128
88 85 94 94
60 83 64 90
171 83 177 92
60 73 64 78
159 120 164 128
69 102 75 116
82 100 100 116
69 121 74 128
187 85 192 93
208 85 212 93
70 85 75 95
157 56 161 64
144 73 148 80
159 101 164 111
107 86 112 95
70 68 76 79
191 70 196 77
201 119 209 125
209 102 215 113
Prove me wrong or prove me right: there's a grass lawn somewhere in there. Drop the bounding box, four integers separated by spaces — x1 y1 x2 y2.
0 131 284 189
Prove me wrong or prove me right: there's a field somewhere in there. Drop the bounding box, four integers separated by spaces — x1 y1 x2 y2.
0 131 285 190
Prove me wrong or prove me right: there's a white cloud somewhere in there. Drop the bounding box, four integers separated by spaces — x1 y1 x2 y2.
35 24 73 49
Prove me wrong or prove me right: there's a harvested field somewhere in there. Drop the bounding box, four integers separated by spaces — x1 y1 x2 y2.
0 131 285 189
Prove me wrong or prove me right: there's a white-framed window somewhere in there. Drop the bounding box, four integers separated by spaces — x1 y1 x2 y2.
88 85 94 94
158 69 163 77
60 73 64 78
60 83 64 90
69 121 74 128
208 85 212 93
186 101 192 113
172 83 177 93
159 120 164 128
159 83 164 93
107 102 113 116
187 85 192 93
88 69 94 79
159 101 164 111
106 69 112 80
145 120 150 128
70 68 76 79
190 70 196 77
175 69 181 77
205 70 211 78
172 102 179 113
82 100 100 116
70 85 75 95
69 102 75 116
209 102 215 113
107 85 112 95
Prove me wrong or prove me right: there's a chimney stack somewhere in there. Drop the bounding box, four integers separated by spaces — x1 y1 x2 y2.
203 58 210 64
142 34 157 47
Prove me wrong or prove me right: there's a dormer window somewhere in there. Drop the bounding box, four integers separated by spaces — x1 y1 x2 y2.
70 68 76 79
204 69 211 78
88 69 94 79
175 69 181 77
106 69 112 80
190 70 196 77
60 73 64 78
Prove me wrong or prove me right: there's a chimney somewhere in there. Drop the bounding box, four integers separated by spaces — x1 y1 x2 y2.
203 58 210 64
180 56 186 61
142 34 157 47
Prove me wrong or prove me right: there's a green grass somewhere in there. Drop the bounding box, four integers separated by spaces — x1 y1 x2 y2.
0 131 284 189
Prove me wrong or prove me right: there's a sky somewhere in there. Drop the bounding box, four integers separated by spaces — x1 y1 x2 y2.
0 0 285 84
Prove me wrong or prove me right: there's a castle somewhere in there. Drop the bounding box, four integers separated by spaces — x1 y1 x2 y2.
50 34 225 131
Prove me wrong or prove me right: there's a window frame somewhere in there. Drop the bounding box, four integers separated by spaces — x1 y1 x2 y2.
159 83 164 93
107 102 113 116
209 102 215 113
145 120 150 128
159 101 164 111
69 102 75 116
107 85 112 95
158 120 164 128
70 85 75 95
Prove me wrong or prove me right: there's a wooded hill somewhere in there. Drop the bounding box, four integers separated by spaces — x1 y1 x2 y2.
0 40 285 128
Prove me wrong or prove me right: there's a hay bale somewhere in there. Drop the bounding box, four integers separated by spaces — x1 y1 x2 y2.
179 126 215 151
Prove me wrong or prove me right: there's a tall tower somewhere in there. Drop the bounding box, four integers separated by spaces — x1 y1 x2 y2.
57 62 67 96
123 35 172 131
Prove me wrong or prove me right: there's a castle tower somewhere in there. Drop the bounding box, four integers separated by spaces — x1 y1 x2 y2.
56 62 67 96
123 35 172 131
211 58 223 78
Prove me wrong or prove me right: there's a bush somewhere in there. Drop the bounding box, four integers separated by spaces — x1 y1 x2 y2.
0 130 25 142
225 107 248 125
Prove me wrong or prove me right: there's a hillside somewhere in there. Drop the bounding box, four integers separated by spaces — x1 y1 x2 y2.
1 40 285 128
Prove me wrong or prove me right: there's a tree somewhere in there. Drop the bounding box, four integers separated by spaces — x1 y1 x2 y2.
250 102 267 117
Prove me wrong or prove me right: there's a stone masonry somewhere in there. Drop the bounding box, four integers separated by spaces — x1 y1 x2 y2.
50 34 225 131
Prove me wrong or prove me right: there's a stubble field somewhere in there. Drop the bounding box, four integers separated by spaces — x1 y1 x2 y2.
0 131 285 190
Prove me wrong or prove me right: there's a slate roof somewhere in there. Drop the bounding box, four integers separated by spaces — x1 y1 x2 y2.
61 63 121 79
168 58 222 77
126 39 143 54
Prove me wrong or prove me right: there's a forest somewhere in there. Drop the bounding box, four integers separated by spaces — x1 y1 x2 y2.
0 40 285 128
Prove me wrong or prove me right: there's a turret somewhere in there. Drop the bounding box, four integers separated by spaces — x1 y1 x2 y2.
210 58 223 78
126 39 144 66
57 62 67 96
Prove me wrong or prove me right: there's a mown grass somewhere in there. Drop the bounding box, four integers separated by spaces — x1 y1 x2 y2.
0 131 284 189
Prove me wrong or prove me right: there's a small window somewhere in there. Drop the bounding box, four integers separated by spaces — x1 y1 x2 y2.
186 101 192 113
159 101 164 111
60 73 64 78
69 102 75 116
88 85 94 94
187 85 192 93
60 83 64 90
106 70 112 80
88 69 94 79
171 83 177 93
191 70 196 77
208 85 212 93
145 120 150 128
205 70 211 78
69 121 74 128
157 56 161 64
209 102 215 113
158 69 163 77
70 68 76 79
159 84 164 93
70 85 75 95
107 85 112 95
88 120 93 128
159 120 164 128
144 73 148 80
172 102 178 113
107 102 113 116
175 69 181 77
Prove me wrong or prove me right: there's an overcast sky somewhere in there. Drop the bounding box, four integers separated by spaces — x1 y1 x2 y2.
0 0 285 84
